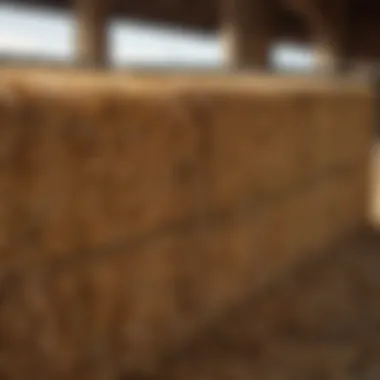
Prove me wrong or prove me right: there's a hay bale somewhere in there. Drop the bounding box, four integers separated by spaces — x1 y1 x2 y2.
306 180 335 252
350 164 371 227
0 270 85 379
0 87 17 265
0 70 373 379
29 91 79 264
195 211 259 312
249 199 293 281
206 92 308 209
310 92 338 177
330 91 373 170
68 89 204 252
285 187 318 261
0 80 208 270
326 172 355 241
350 93 374 164
289 94 317 186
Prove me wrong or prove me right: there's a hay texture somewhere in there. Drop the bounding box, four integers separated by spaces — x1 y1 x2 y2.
0 70 373 379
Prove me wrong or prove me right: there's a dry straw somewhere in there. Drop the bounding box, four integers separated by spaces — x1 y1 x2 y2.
0 69 373 379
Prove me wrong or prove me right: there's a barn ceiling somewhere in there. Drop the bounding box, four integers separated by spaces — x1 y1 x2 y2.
4 0 380 59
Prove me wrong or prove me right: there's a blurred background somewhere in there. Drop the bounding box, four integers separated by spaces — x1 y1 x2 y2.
0 2 315 72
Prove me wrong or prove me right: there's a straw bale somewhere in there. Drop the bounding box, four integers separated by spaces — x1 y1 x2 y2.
207 93 306 209
27 91 79 264
288 94 316 186
306 180 334 252
250 96 312 195
0 86 17 263
331 92 372 170
326 93 354 169
0 85 61 267
248 199 293 280
0 71 373 379
347 165 370 229
325 172 354 241
333 94 361 168
310 92 340 177
326 167 369 241
83 91 204 247
0 80 207 268
312 90 372 173
255 187 330 280
114 239 184 371
350 94 374 164
67 90 203 252
285 188 317 260
194 212 260 313
350 164 371 226
204 93 261 208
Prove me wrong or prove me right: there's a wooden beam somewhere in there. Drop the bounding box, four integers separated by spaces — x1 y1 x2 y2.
312 8 349 74
287 0 349 74
221 0 275 70
74 0 109 68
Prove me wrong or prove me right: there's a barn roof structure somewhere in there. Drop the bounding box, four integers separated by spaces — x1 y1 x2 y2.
5 0 306 35
5 0 380 70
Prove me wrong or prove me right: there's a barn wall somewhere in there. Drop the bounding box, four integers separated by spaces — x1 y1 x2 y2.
0 70 373 379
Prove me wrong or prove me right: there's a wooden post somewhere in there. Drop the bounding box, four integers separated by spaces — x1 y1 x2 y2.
221 0 274 70
286 0 349 74
74 0 109 68
310 2 349 74
312 19 348 74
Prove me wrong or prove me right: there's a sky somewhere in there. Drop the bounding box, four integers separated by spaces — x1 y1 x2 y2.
0 3 316 71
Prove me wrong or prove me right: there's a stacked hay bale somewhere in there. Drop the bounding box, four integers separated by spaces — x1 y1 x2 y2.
0 70 373 379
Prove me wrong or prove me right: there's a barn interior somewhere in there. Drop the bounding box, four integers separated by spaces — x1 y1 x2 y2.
0 1 379 379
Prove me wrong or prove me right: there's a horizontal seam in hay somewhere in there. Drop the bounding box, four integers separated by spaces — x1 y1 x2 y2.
0 171 366 282
0 158 368 281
